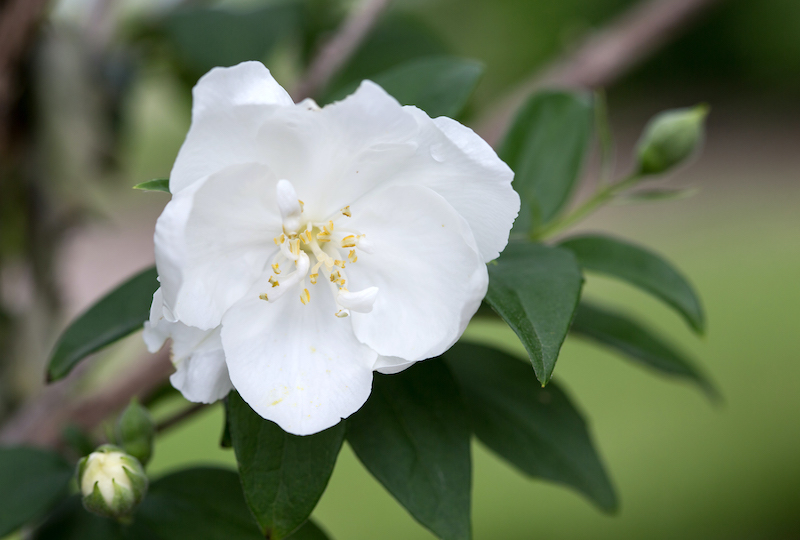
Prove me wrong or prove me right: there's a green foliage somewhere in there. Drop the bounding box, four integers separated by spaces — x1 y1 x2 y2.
444 343 617 512
501 90 594 233
284 520 332 540
48 266 159 381
227 393 344 539
347 361 472 540
132 179 170 193
571 302 716 398
327 56 484 118
157 3 303 82
114 399 156 466
559 234 705 333
485 242 583 384
615 187 698 204
636 105 709 176
0 447 73 537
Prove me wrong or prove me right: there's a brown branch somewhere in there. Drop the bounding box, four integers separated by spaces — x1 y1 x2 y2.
476 0 726 147
292 0 393 101
155 403 208 434
0 350 173 448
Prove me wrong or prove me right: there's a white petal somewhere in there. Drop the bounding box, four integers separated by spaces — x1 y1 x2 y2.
170 62 294 193
143 288 169 353
346 184 488 362
373 356 417 375
169 327 233 404
155 162 281 330
337 287 379 313
221 275 377 436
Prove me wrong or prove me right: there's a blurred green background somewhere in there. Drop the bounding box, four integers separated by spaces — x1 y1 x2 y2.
2 0 799 538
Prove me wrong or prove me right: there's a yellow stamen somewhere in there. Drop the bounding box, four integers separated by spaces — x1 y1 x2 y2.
309 273 318 285
298 200 304 212
269 276 279 288
348 249 358 263
300 288 310 305
259 293 269 301
273 233 285 245
272 263 281 274
328 220 334 232
341 206 351 218
334 260 345 268
330 271 341 283
290 239 300 256
335 310 349 318
341 235 356 248
337 278 346 287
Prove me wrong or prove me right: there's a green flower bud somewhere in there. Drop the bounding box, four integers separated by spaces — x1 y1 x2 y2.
114 398 155 466
636 105 709 176
77 445 148 520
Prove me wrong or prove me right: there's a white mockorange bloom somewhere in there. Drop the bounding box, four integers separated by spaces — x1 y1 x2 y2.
146 61 518 435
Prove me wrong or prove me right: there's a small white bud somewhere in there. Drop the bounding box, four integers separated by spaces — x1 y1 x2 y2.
77 445 148 520
636 104 709 176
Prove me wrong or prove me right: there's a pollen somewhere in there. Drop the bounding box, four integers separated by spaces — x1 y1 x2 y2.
300 288 310 305
272 263 281 274
341 206 352 218
334 260 346 268
341 235 356 248
259 293 269 301
269 276 280 288
330 271 341 283
348 250 357 263
309 273 318 284
273 233 285 245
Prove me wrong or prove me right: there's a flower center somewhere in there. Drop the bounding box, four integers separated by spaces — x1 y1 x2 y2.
259 179 378 318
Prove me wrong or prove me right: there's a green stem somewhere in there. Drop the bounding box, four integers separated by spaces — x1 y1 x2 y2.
535 172 641 240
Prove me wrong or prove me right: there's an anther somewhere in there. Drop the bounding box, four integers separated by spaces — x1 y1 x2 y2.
273 233 285 245
341 206 352 218
269 276 280 288
290 239 300 256
259 293 269 301
335 310 349 318
300 289 311 305
330 271 340 283
272 263 281 274
309 273 318 284
298 200 304 212
300 230 312 244
334 260 346 268
348 250 358 263
341 235 356 248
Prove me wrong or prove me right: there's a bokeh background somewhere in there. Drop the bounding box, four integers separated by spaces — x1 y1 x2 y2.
1 0 798 538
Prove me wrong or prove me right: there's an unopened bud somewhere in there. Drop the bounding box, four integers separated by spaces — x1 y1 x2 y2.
77 445 148 520
114 398 155 466
636 105 709 176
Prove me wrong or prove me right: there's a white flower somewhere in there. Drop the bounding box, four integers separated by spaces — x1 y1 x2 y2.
146 61 519 435
77 445 148 519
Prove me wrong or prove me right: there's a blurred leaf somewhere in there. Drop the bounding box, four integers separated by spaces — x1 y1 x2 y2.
615 187 698 204
48 266 159 381
161 3 302 80
327 56 484 118
501 90 594 232
34 496 155 540
571 302 717 398
285 519 332 540
137 468 262 539
485 242 583 385
347 360 471 540
133 179 170 193
444 343 618 513
325 14 448 99
228 393 344 539
559 234 705 333
0 447 73 537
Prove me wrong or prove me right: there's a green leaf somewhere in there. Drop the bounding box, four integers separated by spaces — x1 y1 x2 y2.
327 56 484 118
500 90 594 232
137 468 263 539
0 447 73 537
346 360 471 540
614 187 698 204
285 519 332 540
228 393 345 539
485 242 583 385
559 234 705 334
133 179 170 193
33 496 155 540
444 343 618 512
161 3 302 79
48 266 159 381
571 302 717 398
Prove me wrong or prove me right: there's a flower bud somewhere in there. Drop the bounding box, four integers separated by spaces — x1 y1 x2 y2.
77 445 148 520
114 398 155 466
636 105 709 176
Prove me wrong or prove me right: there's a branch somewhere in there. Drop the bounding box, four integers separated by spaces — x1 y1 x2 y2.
476 0 725 147
292 0 393 101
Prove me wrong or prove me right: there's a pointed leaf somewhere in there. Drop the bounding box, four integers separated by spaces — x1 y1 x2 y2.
346 360 471 540
485 242 583 384
501 90 594 232
444 343 617 512
137 467 263 539
285 519 332 540
33 496 155 540
327 56 484 118
133 179 170 193
571 302 717 398
228 393 345 539
0 447 73 537
48 266 159 381
559 234 705 333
